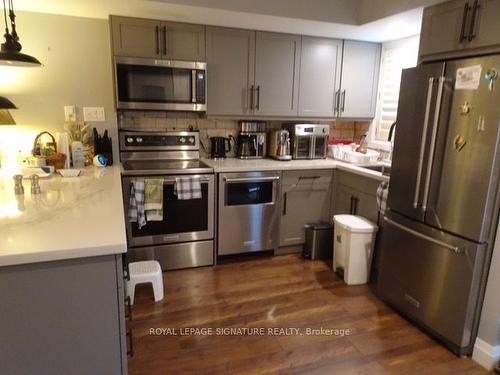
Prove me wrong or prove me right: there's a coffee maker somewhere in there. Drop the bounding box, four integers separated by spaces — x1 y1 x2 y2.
236 121 266 159
268 129 292 161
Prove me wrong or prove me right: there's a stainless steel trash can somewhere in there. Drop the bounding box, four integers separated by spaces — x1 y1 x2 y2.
303 222 334 260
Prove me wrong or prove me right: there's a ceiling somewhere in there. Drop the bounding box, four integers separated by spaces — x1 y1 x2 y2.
9 0 447 42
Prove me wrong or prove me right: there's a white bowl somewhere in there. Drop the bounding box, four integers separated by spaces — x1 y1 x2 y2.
58 169 81 177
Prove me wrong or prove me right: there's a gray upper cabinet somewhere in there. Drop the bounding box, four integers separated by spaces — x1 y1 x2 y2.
467 0 500 50
419 0 470 58
162 21 206 61
338 41 381 119
206 27 255 116
298 37 342 117
110 16 206 61
111 16 161 58
254 32 301 117
419 0 500 60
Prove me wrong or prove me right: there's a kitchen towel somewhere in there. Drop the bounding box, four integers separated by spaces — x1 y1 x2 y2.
174 176 202 200
144 178 164 221
128 178 146 229
376 181 389 215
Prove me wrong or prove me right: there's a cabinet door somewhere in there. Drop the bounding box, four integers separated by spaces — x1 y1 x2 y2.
280 171 332 247
468 0 500 50
357 191 379 224
161 21 206 61
110 16 161 58
298 37 342 117
206 27 255 116
254 32 300 117
418 0 470 57
339 41 381 119
333 184 354 216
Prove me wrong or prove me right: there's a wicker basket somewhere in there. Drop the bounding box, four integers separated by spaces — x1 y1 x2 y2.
32 131 67 170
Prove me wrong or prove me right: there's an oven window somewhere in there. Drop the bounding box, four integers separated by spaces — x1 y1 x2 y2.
226 181 273 206
314 136 327 158
131 182 208 237
296 137 311 158
117 64 192 103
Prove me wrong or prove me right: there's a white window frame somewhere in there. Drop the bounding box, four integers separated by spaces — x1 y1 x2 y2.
367 35 420 151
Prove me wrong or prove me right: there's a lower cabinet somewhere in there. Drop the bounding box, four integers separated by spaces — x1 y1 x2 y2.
0 255 128 375
332 170 381 224
280 170 333 248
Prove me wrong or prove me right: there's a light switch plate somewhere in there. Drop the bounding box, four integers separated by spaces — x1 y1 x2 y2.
64 105 76 122
83 107 105 122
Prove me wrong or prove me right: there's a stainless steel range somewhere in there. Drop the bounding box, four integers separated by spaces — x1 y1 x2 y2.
120 131 214 270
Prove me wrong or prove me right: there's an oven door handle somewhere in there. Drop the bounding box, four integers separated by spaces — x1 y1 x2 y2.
223 176 280 183
128 177 211 187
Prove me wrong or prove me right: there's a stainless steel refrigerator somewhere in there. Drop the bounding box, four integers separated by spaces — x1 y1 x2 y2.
377 54 500 355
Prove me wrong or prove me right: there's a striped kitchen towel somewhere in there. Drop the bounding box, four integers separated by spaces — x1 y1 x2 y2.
376 181 389 215
128 178 146 229
174 176 202 200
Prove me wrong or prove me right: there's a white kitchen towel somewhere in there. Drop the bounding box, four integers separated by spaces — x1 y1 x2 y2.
376 181 389 215
144 178 164 221
128 178 146 229
174 176 202 200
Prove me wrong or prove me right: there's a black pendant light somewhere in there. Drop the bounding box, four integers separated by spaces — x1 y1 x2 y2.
0 0 41 67
0 95 16 124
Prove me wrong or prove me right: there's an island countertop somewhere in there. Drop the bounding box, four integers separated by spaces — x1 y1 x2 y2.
0 166 127 267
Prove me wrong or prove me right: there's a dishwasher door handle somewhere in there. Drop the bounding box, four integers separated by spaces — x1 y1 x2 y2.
223 176 280 183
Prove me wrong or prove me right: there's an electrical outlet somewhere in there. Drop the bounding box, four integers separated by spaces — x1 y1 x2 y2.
64 105 76 122
83 107 105 122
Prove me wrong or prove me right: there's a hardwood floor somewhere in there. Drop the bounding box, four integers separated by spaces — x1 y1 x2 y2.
128 254 489 375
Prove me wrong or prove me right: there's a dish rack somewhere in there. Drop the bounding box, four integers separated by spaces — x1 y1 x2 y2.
328 143 380 164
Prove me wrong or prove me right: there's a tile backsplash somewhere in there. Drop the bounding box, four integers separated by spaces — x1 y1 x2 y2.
119 111 371 157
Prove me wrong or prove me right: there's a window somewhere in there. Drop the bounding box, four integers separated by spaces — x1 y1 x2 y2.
368 35 420 147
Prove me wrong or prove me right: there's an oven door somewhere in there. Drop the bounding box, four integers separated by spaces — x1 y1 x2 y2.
122 174 214 247
218 171 281 255
312 136 328 159
294 136 313 159
115 57 206 111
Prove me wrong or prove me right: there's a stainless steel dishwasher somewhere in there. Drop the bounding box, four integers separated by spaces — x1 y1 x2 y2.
218 171 281 255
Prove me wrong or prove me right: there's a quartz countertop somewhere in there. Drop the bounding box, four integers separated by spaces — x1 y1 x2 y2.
0 166 127 267
202 158 390 182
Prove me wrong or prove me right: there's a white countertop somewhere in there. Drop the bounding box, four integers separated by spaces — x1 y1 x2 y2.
202 158 390 182
0 166 127 267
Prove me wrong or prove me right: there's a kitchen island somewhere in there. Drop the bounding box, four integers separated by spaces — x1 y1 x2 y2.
0 166 128 375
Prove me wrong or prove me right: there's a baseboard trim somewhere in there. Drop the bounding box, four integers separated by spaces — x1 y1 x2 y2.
472 338 500 370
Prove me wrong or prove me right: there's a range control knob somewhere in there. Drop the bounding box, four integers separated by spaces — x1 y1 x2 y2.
126 137 134 143
188 137 195 144
136 137 143 143
179 137 186 143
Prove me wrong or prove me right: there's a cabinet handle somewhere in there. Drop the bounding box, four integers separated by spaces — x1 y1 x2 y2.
162 26 167 55
354 197 359 215
155 26 160 55
468 0 480 42
459 2 470 42
340 90 346 113
256 85 260 110
334 90 340 114
350 196 355 214
283 192 287 215
249 85 254 110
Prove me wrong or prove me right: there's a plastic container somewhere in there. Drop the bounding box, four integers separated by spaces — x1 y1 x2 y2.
333 215 378 285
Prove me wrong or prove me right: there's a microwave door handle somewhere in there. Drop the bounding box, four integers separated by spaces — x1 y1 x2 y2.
191 70 197 103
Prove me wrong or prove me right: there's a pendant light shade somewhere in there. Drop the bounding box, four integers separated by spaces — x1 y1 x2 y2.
0 0 41 67
0 95 15 124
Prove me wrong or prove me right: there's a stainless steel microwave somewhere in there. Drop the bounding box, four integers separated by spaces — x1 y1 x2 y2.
114 56 206 111
283 124 329 159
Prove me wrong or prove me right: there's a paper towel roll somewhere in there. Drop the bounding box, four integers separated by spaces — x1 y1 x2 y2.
56 132 71 169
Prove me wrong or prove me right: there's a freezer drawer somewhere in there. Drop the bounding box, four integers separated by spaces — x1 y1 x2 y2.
377 214 486 353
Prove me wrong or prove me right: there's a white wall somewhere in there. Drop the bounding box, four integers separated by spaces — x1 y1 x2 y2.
0 11 118 162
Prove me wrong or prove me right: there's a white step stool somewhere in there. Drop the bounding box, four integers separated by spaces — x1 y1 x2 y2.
126 260 164 305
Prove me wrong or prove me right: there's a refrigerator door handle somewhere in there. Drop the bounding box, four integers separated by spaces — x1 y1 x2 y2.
413 77 435 208
422 76 446 211
384 217 466 255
